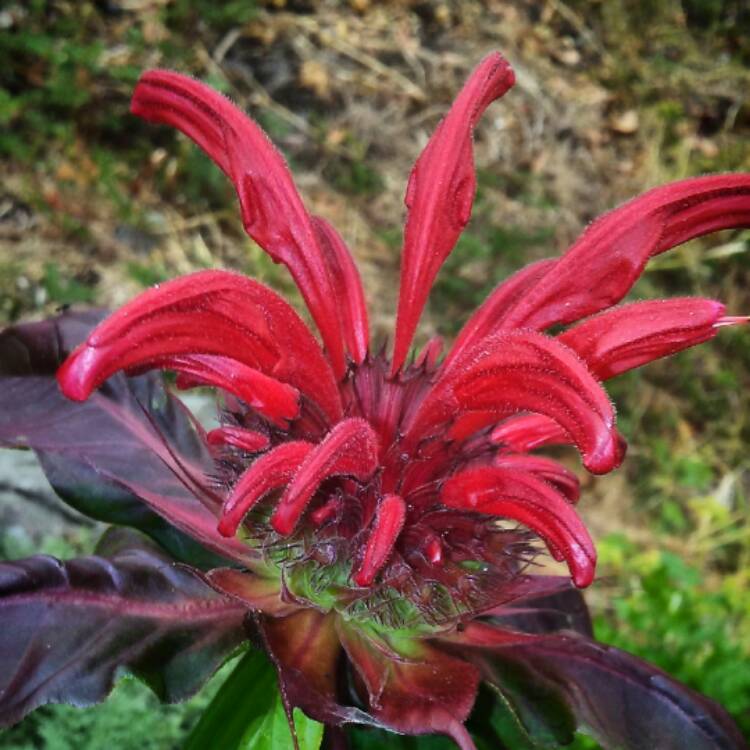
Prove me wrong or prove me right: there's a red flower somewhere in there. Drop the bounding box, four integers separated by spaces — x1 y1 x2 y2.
2 53 749 749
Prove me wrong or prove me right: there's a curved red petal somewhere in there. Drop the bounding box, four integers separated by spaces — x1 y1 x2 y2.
272 418 380 535
391 53 516 374
353 494 406 587
558 298 725 379
444 258 556 371
131 70 347 377
57 270 342 423
312 216 370 365
218 440 314 538
167 354 299 425
408 331 622 474
491 414 569 452
441 467 596 587
494 453 581 503
206 426 270 452
500 174 750 331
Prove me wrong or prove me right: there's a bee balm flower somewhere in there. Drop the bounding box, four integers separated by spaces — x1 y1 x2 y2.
2 53 748 750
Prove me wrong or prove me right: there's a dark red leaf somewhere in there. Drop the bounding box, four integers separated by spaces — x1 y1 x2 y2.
338 622 480 749
0 312 252 567
0 529 247 727
455 627 748 750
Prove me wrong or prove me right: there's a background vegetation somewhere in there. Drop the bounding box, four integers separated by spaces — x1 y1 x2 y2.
1 0 749 746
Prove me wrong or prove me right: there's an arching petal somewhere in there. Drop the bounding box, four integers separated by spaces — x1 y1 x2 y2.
494 453 580 503
218 441 314 538
491 414 569 452
441 467 596 587
312 216 370 365
206 426 270 453
558 297 730 379
272 418 380 535
500 174 750 331
165 354 299 426
408 331 623 474
444 258 556 371
391 53 516 374
353 494 406 587
57 270 342 423
131 70 347 377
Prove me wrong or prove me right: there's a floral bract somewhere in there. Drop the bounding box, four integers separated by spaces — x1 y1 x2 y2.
1 52 749 750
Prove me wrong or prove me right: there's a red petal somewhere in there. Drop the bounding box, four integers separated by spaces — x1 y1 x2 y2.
312 216 370 365
338 622 480 749
444 258 556 370
391 53 516 374
494 453 580 503
408 331 622 474
500 174 750 331
558 298 725 379
218 440 313 537
272 418 379 535
166 354 299 425
491 414 569 452
441 467 596 587
57 270 342 423
353 494 406 587
131 70 347 377
206 426 270 452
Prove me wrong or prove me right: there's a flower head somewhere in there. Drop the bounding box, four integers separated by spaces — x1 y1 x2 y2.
2 53 749 749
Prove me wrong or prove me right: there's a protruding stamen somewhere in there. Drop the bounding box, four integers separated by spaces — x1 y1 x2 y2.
271 418 380 535
218 441 313 538
207 427 270 453
353 494 406 587
715 315 750 328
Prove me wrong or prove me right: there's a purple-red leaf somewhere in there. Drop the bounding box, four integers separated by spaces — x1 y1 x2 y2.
391 52 516 373
131 70 348 377
455 627 748 750
259 610 376 728
337 622 480 749
0 311 252 567
0 529 247 727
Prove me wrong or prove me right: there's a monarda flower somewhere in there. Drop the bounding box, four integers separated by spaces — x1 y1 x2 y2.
1 52 749 750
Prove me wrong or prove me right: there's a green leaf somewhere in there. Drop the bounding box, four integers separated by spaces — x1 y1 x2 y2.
185 648 323 750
